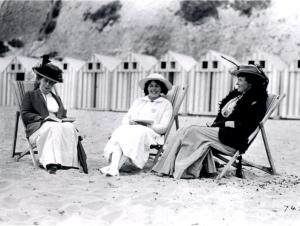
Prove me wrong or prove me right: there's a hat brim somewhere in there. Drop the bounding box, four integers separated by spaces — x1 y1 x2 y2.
33 68 63 83
229 66 268 83
138 77 172 90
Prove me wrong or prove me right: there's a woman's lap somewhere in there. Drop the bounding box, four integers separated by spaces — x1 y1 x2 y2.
153 125 235 178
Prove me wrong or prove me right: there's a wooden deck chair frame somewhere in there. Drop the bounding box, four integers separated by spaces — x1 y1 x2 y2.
11 80 59 168
149 85 188 166
215 93 286 179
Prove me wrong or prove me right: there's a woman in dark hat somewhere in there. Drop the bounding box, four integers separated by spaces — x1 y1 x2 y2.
21 56 84 174
152 64 269 179
100 73 173 177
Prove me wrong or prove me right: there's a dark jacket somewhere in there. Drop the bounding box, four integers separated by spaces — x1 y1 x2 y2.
21 89 66 138
212 89 267 153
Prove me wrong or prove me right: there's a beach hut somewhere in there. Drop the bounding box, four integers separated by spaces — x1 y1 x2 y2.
187 50 238 115
244 50 287 97
111 52 157 111
151 51 197 114
55 57 85 109
244 50 288 117
280 58 300 119
0 56 14 106
0 56 38 106
77 54 121 110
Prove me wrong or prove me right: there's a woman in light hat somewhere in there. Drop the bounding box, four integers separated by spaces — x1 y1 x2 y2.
152 63 269 179
21 55 87 174
100 73 173 176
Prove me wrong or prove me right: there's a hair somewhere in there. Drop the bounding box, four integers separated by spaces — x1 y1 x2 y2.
33 74 43 90
143 80 168 95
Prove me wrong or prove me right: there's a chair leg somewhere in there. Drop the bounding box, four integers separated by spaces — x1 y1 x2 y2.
216 151 240 180
152 146 163 167
28 142 38 168
12 111 20 157
260 125 277 175
235 155 245 178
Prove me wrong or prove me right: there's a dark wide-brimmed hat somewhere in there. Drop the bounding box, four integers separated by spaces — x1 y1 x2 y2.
138 73 172 90
221 55 269 88
230 64 269 88
32 56 63 83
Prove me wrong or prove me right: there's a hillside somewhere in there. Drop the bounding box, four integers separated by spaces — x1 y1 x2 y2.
0 0 300 63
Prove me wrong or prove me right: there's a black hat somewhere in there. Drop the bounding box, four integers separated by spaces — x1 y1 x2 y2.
230 64 269 88
221 56 269 88
32 55 63 83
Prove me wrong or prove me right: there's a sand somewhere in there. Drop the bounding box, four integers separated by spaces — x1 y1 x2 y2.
0 106 299 226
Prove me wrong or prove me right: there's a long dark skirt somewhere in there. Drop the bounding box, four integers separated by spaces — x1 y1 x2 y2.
152 125 236 179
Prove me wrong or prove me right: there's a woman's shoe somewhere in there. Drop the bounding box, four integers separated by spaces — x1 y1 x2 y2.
99 166 110 175
105 169 120 177
46 164 58 174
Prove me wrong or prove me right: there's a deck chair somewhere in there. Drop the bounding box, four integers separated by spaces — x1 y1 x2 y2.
215 93 286 179
148 85 188 166
11 80 59 168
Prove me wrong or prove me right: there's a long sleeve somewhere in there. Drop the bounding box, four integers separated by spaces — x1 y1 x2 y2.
21 92 43 125
150 101 173 134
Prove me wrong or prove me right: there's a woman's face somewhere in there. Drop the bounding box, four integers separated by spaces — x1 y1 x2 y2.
236 76 251 93
147 81 162 99
39 77 56 94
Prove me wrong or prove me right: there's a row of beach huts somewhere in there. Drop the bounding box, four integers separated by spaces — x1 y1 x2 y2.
0 50 300 119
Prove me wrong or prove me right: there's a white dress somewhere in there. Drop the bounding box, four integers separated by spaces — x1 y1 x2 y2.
104 96 173 168
29 93 79 168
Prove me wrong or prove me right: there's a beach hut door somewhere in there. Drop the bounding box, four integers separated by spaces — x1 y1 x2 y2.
16 73 25 81
168 72 174 85
93 72 98 108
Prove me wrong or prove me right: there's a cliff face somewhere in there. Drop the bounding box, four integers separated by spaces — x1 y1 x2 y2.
0 0 299 62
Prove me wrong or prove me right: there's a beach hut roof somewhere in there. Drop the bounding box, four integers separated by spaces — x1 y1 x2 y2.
0 56 13 72
16 56 40 72
167 51 198 71
122 52 158 71
94 54 121 71
247 50 288 70
203 50 240 68
63 57 85 71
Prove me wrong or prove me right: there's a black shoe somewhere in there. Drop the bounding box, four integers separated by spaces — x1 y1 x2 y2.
235 169 245 179
46 164 58 174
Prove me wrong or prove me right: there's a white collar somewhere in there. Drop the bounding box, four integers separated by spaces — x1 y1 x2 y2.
141 96 164 103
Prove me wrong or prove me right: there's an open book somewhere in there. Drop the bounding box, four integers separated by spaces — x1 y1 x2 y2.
132 119 154 126
44 116 76 123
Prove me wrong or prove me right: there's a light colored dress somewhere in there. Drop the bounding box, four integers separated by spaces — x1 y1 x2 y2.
29 93 79 168
104 96 173 169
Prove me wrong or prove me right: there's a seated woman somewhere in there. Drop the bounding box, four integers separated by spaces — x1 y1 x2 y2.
21 56 86 174
100 73 173 177
152 64 269 179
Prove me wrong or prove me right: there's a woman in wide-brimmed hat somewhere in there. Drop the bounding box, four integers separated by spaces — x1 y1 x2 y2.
152 63 269 179
100 73 173 176
21 55 87 174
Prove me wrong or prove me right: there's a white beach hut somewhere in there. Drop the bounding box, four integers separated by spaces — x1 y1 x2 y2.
111 52 157 111
55 57 85 109
281 58 300 119
187 50 238 115
244 50 288 117
0 56 14 106
77 54 121 110
0 56 39 106
244 50 287 97
151 51 197 114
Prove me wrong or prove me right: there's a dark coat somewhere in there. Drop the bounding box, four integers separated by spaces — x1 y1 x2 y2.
212 89 267 153
21 89 66 138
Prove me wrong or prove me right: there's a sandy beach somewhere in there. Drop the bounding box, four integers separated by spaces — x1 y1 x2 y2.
0 106 299 226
